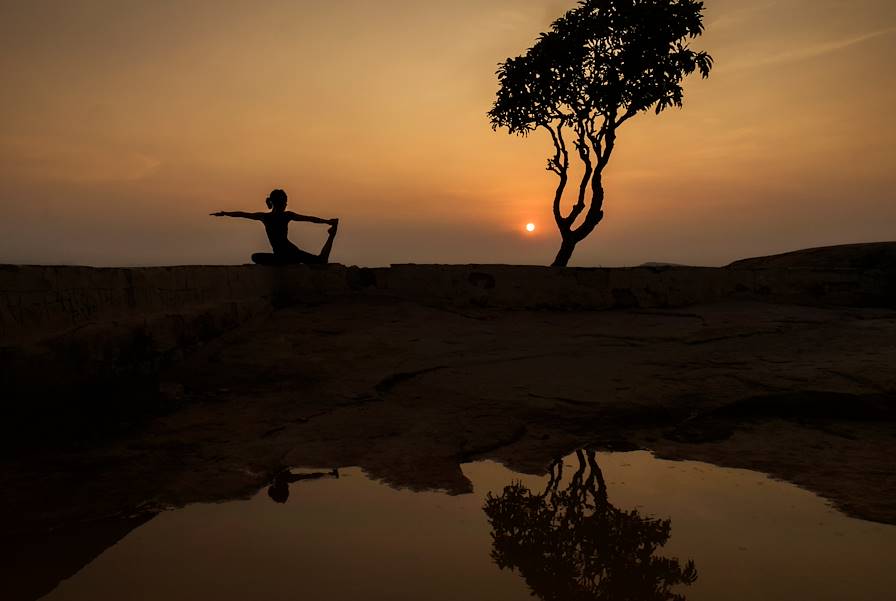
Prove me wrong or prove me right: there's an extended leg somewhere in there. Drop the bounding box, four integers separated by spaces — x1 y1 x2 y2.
317 220 339 264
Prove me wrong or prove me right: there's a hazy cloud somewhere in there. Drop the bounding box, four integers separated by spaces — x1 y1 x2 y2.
722 27 896 72
1 136 161 183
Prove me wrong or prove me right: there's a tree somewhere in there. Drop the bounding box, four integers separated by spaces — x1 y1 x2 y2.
488 0 713 266
484 449 698 601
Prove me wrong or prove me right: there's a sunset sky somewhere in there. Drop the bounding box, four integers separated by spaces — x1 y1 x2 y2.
1 0 894 267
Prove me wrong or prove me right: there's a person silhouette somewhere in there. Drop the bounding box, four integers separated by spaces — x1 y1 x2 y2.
211 189 339 265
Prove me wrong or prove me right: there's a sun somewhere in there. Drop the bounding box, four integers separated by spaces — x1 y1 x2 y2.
526 223 536 233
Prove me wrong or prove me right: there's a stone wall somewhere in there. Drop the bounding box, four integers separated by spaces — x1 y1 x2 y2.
372 262 893 310
0 264 350 346
2 261 893 347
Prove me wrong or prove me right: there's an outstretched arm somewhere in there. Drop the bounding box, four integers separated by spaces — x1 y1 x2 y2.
210 211 265 220
287 211 337 225
282 470 340 484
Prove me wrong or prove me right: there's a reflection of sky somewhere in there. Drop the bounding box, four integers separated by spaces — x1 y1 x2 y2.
40 452 896 601
1 1 894 267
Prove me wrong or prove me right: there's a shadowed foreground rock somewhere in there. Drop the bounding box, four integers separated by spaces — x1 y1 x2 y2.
0 243 894 601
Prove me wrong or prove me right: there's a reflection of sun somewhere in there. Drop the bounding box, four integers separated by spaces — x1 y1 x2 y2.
526 223 536 233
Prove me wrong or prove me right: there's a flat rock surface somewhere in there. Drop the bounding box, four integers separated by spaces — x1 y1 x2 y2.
2 296 895 600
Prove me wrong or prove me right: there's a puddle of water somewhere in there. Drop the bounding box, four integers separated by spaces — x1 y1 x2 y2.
40 451 895 601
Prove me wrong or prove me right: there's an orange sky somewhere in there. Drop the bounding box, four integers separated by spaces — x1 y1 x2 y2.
1 0 894 267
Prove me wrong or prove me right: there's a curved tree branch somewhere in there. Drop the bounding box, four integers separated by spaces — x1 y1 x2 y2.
545 123 571 233
566 120 594 227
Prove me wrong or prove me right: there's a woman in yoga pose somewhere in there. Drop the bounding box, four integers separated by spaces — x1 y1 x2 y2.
211 189 339 265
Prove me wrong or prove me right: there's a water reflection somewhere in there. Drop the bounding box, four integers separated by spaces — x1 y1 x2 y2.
485 449 697 601
266 468 340 504
35 451 896 601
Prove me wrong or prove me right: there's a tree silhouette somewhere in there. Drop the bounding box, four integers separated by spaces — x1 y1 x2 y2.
488 0 713 266
484 449 697 601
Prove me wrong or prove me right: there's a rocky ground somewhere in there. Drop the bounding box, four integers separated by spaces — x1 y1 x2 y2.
3 293 895 600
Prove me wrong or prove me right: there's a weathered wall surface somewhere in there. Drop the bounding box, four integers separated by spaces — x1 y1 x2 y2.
0 264 349 346
374 263 894 311
2 259 894 348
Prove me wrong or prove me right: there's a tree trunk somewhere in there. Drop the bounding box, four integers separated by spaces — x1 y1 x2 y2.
552 237 577 267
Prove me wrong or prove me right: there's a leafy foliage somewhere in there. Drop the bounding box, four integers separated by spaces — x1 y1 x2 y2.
490 0 712 133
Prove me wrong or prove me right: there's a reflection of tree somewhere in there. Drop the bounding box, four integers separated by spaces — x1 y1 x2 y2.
484 450 697 601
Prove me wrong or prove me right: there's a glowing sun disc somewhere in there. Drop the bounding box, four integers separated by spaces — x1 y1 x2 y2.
526 223 536 233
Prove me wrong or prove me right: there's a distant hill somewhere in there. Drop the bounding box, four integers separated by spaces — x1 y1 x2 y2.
728 242 896 270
